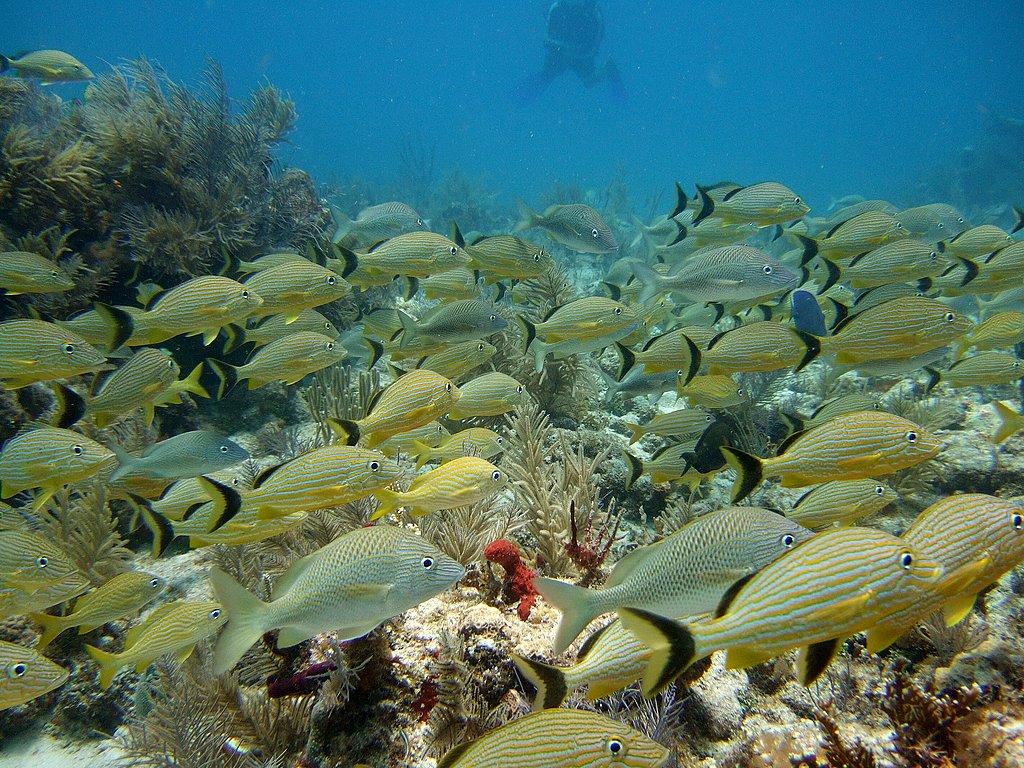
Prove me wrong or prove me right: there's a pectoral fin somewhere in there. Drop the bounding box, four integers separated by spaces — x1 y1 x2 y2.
796 638 841 685
724 646 776 671
943 592 979 627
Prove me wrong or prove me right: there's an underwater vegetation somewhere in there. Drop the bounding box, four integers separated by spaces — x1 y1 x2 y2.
1 53 1024 768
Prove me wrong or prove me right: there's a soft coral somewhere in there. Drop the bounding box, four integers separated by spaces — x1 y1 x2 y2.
485 538 539 621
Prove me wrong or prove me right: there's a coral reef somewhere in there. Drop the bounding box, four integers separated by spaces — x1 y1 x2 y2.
484 539 539 621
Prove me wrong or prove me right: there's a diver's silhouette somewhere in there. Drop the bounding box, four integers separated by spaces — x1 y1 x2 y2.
516 0 625 104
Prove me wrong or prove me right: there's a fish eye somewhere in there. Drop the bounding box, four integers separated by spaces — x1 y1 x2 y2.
875 485 885 495
533 253 541 261
167 359 175 368
61 342 75 354
496 437 504 444
905 431 918 443
900 551 914 569
937 222 945 230
9 663 27 678
794 196 802 205
944 312 955 322
149 577 161 588
929 250 938 260
445 383 452 391
591 228 600 238
607 740 623 755
614 307 622 315
763 265 773 274
71 444 84 456
219 445 230 453
705 415 713 422
326 341 336 351
50 270 60 278
516 385 524 393
241 290 250 299
477 343 485 351
368 460 381 471
896 222 904 230
36 556 48 568
489 314 497 321
421 557 434 569
326 275 336 285
323 321 331 329
957 217 965 223
491 470 502 481
449 246 458 256
209 609 222 620
737 388 745 396
781 533 796 548
1012 512 1023 530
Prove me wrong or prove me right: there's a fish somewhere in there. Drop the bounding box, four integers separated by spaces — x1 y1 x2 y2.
953 311 1024 358
445 372 525 420
0 569 90 620
704 322 820 375
243 446 402 519
866 494 1024 654
822 296 973 365
222 308 340 353
186 511 308 549
992 401 1024 443
614 329 701 382
0 251 74 295
602 366 683 405
689 181 809 226
434 708 669 767
895 203 969 241
788 479 897 530
125 474 241 523
397 300 507 349
377 422 450 458
0 50 93 83
939 225 1014 259
416 267 480 301
0 320 107 389
627 246 799 305
132 476 243 556
622 407 713 445
782 392 883 433
232 251 307 274
335 232 472 284
791 289 827 336
675 375 747 408
0 428 116 509
536 506 813 654
622 527 941 693
0 640 69 711
816 199 900 232
110 431 249 481
515 200 618 254
54 304 139 352
241 261 350 321
465 234 554 282
0 531 79 595
519 297 638 345
411 428 505 470
524 326 638 374
85 601 227 690
209 331 346 397
330 369 461 448
333 201 427 244
405 340 496 382
126 276 264 346
623 444 704 489
722 411 941 502
825 240 946 289
797 211 908 262
373 457 507 518
29 571 165 649
209 525 465 674
926 352 1024 391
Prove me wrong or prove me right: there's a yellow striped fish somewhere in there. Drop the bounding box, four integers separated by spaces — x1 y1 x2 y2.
992 401 1024 443
823 296 973 365
372 456 506 518
336 232 472 284
435 708 668 767
54 305 139 352
788 479 897 530
953 311 1024 357
0 49 93 82
233 251 306 274
621 527 941 693
623 444 701 489
622 407 712 445
85 601 227 690
722 411 941 502
465 234 554 282
223 309 339 353
829 239 945 289
417 267 480 300
895 203 968 240
0 428 116 509
0 530 79 594
242 261 350 321
446 372 524 420
397 301 507 349
783 392 883 434
0 320 107 389
798 210 907 262
866 494 1024 653
519 297 638 344
926 351 1023 391
704 322 820 375
939 224 1013 259
330 369 461 448
209 331 346 397
333 201 427 245
0 251 74 295
124 474 240 522
536 506 812 654
377 422 450 458
690 181 809 226
126 275 264 346
0 571 90 620
411 427 505 470
0 640 69 711
615 328 701 380
406 340 496 381
617 299 671 347
187 511 308 548
132 477 243 555
243 446 402 519
515 201 618 254
676 375 746 408
30 571 165 649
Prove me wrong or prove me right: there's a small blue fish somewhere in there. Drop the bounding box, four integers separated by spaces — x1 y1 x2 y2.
111 431 249 481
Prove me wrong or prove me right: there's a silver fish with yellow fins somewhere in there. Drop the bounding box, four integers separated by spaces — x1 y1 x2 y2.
0 640 69 711
0 50 93 83
788 478 897 530
688 180 809 226
445 372 525 420
621 407 713 445
721 410 941 502
620 527 942 694
0 320 107 389
0 428 116 510
411 427 504 470
372 456 507 518
0 250 74 295
208 525 465 674
209 331 346 397
515 200 618 254
241 260 350 321
86 601 227 690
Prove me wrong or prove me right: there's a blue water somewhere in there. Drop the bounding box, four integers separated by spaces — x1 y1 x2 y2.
8 0 1023 211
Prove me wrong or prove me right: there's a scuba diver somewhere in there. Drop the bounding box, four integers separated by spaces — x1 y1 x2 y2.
516 0 626 104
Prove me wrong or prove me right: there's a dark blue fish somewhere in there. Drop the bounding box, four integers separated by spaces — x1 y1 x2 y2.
792 290 827 337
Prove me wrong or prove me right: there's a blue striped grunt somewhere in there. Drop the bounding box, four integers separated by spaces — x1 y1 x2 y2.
0 320 107 389
372 456 507 518
519 297 638 345
615 328 701 381
0 530 80 595
515 200 618 254
0 640 69 711
676 375 746 408
788 479 897 530
704 321 820 375
465 233 554 282
411 427 505 470
445 372 525 420
222 308 340 353
0 250 74 295
406 340 496 381
208 331 347 397
688 181 809 226
0 428 116 509
241 260 350 321
926 351 1024 391
622 407 713 445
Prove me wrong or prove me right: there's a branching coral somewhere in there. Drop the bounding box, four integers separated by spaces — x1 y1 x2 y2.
484 539 539 620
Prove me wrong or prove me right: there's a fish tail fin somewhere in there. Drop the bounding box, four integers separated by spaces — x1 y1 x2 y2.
197 476 242 532
85 644 123 690
514 198 542 231
533 577 600 655
179 363 209 399
332 208 353 240
371 488 402 519
221 324 247 354
511 653 569 711
109 443 137 482
691 184 714 227
668 180 689 219
516 315 537 353
818 258 841 292
622 422 645 445
1012 205 1024 236
335 246 359 278
796 235 820 266
628 260 664 304
615 342 636 381
28 612 68 650
618 607 697 697
51 383 87 429
411 440 433 471
721 447 764 503
779 412 805 437
207 359 238 400
993 400 1022 444
792 330 821 372
924 367 941 395
93 302 134 351
402 276 419 300
623 451 643 490
136 496 176 557
208 567 268 675
667 220 688 246
397 310 418 349
364 338 384 369
327 418 360 446
0 55 9 74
